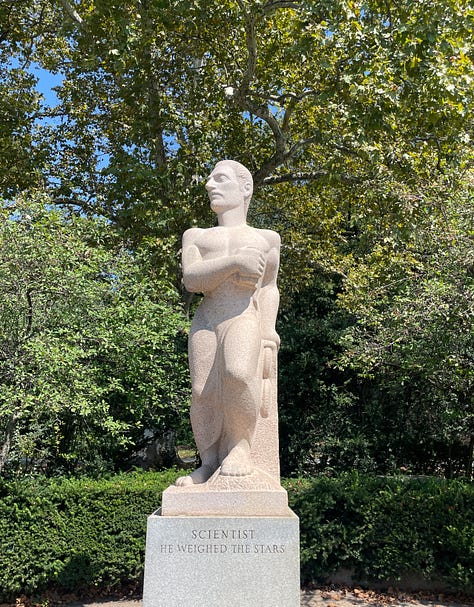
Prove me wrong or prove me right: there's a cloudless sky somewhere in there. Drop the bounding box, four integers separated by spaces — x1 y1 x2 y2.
31 63 62 107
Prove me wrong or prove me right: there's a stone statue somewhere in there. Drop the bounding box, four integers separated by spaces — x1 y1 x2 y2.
176 160 280 486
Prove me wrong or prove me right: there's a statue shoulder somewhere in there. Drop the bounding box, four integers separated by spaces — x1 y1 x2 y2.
183 227 205 246
258 228 280 250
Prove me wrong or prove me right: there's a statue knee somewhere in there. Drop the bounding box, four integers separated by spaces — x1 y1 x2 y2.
223 359 254 388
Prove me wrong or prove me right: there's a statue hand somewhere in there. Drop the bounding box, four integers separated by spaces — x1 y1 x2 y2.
235 246 265 279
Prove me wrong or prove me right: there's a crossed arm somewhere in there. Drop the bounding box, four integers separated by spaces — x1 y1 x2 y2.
182 228 281 349
182 229 266 294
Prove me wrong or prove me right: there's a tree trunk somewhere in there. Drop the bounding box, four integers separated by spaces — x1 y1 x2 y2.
0 412 19 475
467 434 474 481
130 430 178 470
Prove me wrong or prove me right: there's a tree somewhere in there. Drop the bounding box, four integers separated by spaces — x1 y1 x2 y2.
337 175 474 478
0 1 46 195
2 0 473 290
1 0 473 477
0 194 190 476
277 274 370 477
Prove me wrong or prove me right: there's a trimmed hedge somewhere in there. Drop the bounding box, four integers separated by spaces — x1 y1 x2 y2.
0 471 472 600
0 469 180 600
286 474 474 591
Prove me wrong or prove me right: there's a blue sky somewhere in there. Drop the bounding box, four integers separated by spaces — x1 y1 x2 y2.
32 63 62 107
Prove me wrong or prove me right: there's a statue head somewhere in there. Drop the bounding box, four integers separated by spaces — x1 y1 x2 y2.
221 160 253 211
206 160 253 217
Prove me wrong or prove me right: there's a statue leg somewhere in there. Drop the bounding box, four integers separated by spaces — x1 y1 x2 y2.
219 312 261 477
175 324 221 486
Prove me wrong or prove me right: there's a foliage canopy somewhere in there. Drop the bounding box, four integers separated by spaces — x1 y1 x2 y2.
0 195 189 476
0 0 473 476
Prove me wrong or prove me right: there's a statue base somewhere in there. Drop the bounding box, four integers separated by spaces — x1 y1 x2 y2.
142 510 300 607
161 467 289 516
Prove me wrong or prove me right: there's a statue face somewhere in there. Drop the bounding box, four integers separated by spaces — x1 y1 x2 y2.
206 162 247 214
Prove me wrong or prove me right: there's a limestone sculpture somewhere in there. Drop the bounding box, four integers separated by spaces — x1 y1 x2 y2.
175 160 280 487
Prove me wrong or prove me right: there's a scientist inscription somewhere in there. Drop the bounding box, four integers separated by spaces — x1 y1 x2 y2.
158 527 286 555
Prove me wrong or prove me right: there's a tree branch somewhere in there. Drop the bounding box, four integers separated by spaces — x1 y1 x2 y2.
237 88 319 106
263 171 327 185
234 3 288 186
233 2 326 187
235 0 257 95
242 98 288 186
139 2 167 170
58 0 83 25
52 196 115 219
262 171 363 185
263 1 301 13
287 134 322 158
247 89 319 134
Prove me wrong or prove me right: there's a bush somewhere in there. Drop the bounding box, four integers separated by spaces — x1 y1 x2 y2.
0 469 182 600
0 471 472 600
0 198 191 477
285 473 474 591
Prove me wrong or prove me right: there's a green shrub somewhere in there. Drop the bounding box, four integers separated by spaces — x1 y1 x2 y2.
285 473 474 591
0 471 472 600
0 469 181 600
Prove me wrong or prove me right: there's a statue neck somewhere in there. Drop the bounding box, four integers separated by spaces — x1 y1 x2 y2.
216 207 247 227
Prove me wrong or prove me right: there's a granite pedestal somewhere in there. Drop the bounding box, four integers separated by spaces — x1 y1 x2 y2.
142 509 300 607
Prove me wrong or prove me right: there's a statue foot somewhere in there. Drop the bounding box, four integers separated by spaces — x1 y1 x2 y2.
220 442 254 477
175 464 216 486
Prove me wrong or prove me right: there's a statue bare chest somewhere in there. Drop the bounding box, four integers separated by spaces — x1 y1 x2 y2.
195 227 270 259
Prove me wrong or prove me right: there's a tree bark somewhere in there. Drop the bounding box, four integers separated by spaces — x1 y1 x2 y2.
58 0 83 25
0 412 19 475
467 434 474 480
